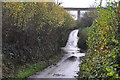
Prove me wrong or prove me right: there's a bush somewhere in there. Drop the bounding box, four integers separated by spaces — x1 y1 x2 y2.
78 27 90 52
2 2 75 78
79 1 120 78
76 10 97 29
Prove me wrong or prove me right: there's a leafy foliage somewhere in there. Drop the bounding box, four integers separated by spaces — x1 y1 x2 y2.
78 27 90 52
76 10 97 29
2 2 75 78
77 10 98 51
79 1 120 78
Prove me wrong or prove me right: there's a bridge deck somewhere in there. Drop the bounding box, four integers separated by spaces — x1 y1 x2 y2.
64 8 96 11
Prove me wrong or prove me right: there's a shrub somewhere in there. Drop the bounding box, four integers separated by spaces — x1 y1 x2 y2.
2 2 75 78
76 10 97 29
78 27 90 52
79 1 120 78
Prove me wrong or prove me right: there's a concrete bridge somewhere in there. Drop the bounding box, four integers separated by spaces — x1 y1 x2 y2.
64 7 96 20
64 1 120 20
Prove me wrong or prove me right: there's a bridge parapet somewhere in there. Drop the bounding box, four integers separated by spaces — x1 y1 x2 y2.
64 8 96 11
64 7 96 20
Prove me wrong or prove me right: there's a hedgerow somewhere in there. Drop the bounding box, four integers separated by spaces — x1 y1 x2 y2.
2 2 75 78
78 27 90 52
79 1 120 79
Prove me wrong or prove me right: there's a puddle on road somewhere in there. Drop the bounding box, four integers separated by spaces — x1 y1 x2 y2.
65 56 77 61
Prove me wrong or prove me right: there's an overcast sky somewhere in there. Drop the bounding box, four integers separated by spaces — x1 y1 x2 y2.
55 0 119 20
58 0 104 8
56 0 119 7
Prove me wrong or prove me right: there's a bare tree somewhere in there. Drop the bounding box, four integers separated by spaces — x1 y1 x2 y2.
57 0 62 5
118 1 120 6
100 0 103 7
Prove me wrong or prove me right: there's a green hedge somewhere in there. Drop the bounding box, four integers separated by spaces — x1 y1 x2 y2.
78 27 90 52
2 2 75 78
79 1 120 78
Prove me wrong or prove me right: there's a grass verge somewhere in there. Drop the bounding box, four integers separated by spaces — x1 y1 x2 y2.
16 63 46 79
15 53 63 79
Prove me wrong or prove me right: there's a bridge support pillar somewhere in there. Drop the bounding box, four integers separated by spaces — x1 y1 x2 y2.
77 10 80 21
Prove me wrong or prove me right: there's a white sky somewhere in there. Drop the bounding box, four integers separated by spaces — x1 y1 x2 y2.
56 0 119 7
55 0 119 20
58 0 104 8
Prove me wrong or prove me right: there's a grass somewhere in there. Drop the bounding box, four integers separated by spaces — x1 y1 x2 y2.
1 63 46 80
15 53 63 79
1 51 63 80
16 63 46 79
